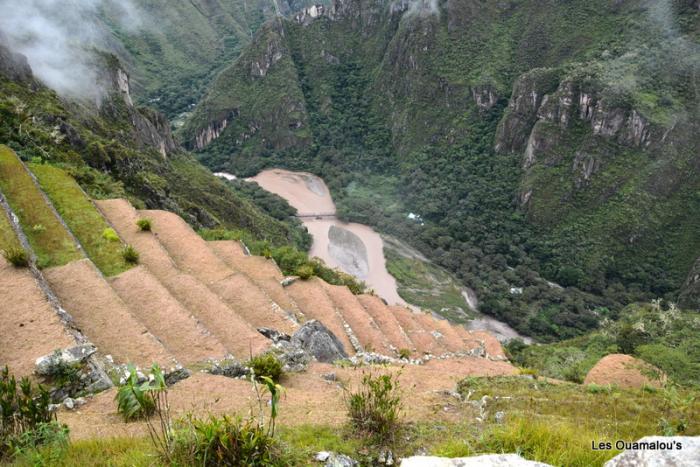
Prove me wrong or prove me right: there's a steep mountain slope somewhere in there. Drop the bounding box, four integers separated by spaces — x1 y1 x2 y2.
100 0 324 118
182 0 700 340
0 40 307 250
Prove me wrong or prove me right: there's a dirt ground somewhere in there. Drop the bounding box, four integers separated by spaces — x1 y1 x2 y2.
584 354 667 389
0 257 76 378
59 358 517 440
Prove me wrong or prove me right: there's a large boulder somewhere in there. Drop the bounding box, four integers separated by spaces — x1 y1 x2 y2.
400 454 552 466
604 436 699 466
292 320 348 363
584 354 666 389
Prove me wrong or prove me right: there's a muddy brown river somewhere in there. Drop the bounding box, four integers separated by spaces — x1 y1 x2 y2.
251 169 407 306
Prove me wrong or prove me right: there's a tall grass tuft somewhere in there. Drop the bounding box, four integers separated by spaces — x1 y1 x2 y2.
2 246 29 267
345 371 402 443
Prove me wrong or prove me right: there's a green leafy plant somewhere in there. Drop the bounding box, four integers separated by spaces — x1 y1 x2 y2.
398 348 411 360
122 245 139 264
345 371 402 442
247 354 283 383
101 228 119 242
1 366 64 461
115 365 156 422
1 247 28 267
136 218 152 232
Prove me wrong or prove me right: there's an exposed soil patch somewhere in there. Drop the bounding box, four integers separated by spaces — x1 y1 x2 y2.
0 257 75 377
584 354 667 389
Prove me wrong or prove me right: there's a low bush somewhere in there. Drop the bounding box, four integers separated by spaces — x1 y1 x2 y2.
1 366 66 461
171 377 285 465
101 228 119 242
122 245 139 264
295 264 314 280
398 349 411 360
136 218 152 232
247 354 283 383
346 371 402 442
1 246 28 267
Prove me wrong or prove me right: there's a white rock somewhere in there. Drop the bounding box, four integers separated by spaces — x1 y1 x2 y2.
316 451 331 462
400 454 552 466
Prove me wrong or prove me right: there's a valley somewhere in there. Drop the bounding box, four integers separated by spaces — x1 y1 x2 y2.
251 168 406 306
0 0 698 465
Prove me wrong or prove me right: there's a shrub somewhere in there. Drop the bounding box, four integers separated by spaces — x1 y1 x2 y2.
115 366 156 421
170 377 285 466
346 371 402 442
101 228 119 242
136 218 152 232
1 366 64 461
122 245 139 264
295 264 314 280
398 348 411 360
1 246 28 267
247 354 283 383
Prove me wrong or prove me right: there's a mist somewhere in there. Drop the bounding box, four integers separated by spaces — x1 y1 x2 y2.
0 0 143 101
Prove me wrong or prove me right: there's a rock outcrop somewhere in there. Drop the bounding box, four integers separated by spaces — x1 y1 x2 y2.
0 40 34 84
604 436 700 466
291 319 349 363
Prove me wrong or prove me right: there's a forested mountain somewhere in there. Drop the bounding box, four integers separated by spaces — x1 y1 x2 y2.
100 0 322 118
180 0 700 340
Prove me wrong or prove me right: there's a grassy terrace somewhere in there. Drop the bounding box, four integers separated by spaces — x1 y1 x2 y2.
0 146 81 268
30 163 132 276
0 207 20 252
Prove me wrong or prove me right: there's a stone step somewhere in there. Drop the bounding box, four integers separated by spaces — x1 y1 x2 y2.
357 295 413 356
389 306 446 356
44 259 174 368
286 278 356 355
110 266 228 365
322 282 393 355
0 258 76 377
209 240 302 320
96 200 270 357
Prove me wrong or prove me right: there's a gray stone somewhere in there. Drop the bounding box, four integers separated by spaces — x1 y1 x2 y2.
325 453 359 467
494 411 505 424
400 455 552 466
322 372 337 382
316 451 331 462
604 436 700 467
35 345 96 376
62 398 75 410
281 277 298 287
209 359 250 379
258 327 291 343
165 366 191 385
292 320 348 363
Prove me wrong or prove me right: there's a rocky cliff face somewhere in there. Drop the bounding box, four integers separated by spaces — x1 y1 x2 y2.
0 40 34 85
102 64 177 158
679 257 700 309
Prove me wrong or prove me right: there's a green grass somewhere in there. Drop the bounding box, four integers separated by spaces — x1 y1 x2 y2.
0 146 82 268
385 248 475 323
0 208 20 253
29 163 132 276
